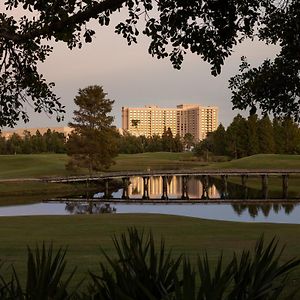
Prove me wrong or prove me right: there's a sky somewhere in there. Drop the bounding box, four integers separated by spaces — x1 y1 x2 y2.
2 6 279 130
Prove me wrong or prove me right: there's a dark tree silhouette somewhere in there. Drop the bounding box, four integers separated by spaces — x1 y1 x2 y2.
66 85 119 173
1 0 299 127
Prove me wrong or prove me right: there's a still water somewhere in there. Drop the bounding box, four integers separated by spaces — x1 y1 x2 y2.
0 176 299 224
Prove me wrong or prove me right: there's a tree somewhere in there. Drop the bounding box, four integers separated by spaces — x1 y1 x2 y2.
161 127 174 152
229 1 300 120
1 0 299 127
6 133 22 154
66 85 119 173
0 134 6 154
246 114 259 156
225 114 248 158
183 133 195 151
257 115 275 154
211 124 226 156
281 117 300 154
21 130 33 154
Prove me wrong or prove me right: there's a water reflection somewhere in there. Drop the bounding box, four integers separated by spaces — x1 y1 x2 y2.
0 175 299 222
232 203 295 218
127 176 219 199
65 202 116 215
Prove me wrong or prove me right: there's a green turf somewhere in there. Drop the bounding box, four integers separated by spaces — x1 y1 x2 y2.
0 214 300 285
109 152 207 171
0 154 70 179
210 154 300 169
1 153 300 180
0 153 300 197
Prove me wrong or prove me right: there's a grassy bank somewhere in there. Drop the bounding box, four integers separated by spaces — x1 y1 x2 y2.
0 153 300 197
209 154 300 169
0 214 300 284
1 153 300 180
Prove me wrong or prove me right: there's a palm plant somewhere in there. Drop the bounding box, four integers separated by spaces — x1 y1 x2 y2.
173 236 300 300
0 243 77 300
88 227 182 300
228 237 300 300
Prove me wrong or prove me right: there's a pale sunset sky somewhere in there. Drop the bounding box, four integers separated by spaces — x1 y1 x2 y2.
2 4 279 130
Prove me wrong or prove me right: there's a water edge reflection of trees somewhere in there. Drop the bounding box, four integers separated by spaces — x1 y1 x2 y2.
65 202 116 215
58 176 298 218
232 203 296 218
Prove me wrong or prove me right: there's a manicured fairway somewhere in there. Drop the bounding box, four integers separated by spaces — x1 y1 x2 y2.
210 154 300 169
0 214 300 285
0 153 300 180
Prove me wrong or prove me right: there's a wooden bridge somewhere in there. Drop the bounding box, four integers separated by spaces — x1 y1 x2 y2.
46 169 300 201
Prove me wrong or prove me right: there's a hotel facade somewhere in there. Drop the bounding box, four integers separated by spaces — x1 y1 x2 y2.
122 104 218 141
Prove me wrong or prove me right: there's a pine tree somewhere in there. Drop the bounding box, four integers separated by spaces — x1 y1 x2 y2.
257 115 275 153
226 114 248 158
246 114 259 156
212 124 226 155
66 85 119 174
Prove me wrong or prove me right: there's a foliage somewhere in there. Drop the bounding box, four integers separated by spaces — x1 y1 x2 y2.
88 227 182 299
0 0 299 126
0 129 66 154
0 243 76 299
196 114 300 159
66 85 119 173
118 128 184 154
229 0 300 121
1 229 299 299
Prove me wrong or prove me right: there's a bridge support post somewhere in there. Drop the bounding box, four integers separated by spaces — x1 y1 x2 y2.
241 174 248 199
261 175 268 199
142 177 150 200
282 175 289 199
161 176 169 200
181 176 189 199
103 179 111 199
122 177 130 199
201 175 209 199
220 175 228 199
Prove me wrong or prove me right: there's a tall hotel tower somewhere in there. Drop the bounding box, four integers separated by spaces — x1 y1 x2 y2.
122 104 218 141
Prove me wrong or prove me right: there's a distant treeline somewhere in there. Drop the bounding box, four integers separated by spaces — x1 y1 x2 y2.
0 129 66 154
195 115 300 158
2 114 300 158
118 128 185 153
0 127 186 155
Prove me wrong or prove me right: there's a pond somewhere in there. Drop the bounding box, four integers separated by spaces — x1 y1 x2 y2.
0 175 299 224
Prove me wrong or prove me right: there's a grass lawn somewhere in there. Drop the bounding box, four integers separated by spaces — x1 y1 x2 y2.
109 152 207 171
0 214 300 286
0 154 70 179
0 153 300 180
210 154 300 169
0 153 300 197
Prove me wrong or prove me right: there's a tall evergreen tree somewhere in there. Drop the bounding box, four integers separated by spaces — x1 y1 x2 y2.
281 117 300 154
66 85 119 173
6 133 22 154
212 124 226 155
161 128 174 152
0 134 6 154
22 130 33 154
31 130 46 153
226 114 248 158
273 118 284 153
257 115 275 154
246 114 259 156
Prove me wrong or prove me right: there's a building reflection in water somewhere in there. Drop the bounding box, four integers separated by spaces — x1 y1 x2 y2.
127 176 220 199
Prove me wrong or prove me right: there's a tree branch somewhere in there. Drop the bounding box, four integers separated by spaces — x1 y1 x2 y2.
1 0 127 42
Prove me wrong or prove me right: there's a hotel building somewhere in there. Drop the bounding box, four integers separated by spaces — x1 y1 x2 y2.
122 104 218 141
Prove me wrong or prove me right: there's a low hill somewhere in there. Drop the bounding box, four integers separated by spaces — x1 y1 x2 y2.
209 154 300 170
